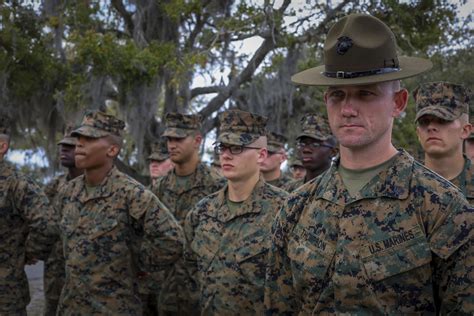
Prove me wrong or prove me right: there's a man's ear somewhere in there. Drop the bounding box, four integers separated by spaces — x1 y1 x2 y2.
193 134 203 148
392 89 408 118
0 140 9 157
257 148 268 164
461 123 472 140
107 143 120 159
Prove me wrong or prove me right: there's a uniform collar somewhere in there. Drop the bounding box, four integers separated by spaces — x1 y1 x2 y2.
316 150 412 205
165 162 214 194
215 176 267 223
73 166 119 203
460 155 474 198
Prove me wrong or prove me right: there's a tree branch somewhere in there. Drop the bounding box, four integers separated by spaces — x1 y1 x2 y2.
191 86 224 98
111 0 134 36
293 0 352 44
198 0 292 133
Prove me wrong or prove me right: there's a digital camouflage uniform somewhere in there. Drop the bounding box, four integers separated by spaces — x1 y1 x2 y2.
184 109 289 315
266 173 293 189
153 112 225 315
451 156 474 203
283 177 304 193
148 140 169 163
56 111 184 315
0 117 57 315
142 139 170 315
265 131 292 189
266 150 473 314
266 14 472 315
413 82 474 204
43 173 69 316
42 127 78 316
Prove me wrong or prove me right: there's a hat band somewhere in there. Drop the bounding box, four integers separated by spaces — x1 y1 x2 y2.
323 67 400 79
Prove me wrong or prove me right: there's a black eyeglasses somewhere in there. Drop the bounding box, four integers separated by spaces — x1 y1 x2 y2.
296 141 333 150
214 143 261 155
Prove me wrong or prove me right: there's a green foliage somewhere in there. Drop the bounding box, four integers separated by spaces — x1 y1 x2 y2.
1 0 472 179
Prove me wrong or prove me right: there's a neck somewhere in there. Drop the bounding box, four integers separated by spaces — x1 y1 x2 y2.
340 140 398 169
424 151 465 181
84 162 113 186
262 168 281 182
67 166 83 179
174 153 199 176
305 161 331 181
228 172 260 202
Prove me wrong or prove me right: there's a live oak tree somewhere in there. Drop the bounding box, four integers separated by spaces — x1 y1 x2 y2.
0 0 471 180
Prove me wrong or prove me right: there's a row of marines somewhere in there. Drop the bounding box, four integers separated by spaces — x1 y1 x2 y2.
0 13 473 315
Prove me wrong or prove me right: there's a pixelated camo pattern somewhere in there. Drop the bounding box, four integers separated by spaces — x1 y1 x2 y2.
267 173 293 190
163 113 202 138
298 114 333 141
450 155 474 203
152 162 225 314
184 177 288 315
0 161 57 314
73 110 125 137
218 109 268 146
267 131 287 152
265 150 473 314
43 174 70 314
55 166 183 315
414 82 471 121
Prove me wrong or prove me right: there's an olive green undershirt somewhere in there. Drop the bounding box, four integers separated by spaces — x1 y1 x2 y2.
84 183 99 196
176 174 192 190
227 197 244 213
338 154 398 197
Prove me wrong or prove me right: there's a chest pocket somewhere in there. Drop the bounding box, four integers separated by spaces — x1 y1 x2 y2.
234 234 269 287
287 228 336 295
361 228 432 282
191 231 219 274
88 217 119 240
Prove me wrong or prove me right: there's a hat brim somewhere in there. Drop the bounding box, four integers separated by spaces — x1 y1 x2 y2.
267 144 284 152
217 132 261 146
291 56 433 86
147 153 169 161
296 133 329 141
71 126 110 138
414 106 459 122
57 137 77 146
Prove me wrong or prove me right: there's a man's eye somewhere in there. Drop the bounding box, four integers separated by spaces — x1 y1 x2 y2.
329 91 344 98
359 90 375 96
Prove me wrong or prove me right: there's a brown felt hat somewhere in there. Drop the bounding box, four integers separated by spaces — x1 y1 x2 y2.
292 14 432 86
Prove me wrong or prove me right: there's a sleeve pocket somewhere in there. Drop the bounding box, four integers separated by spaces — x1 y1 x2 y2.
362 238 432 282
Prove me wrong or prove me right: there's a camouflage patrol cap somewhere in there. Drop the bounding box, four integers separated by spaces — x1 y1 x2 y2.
71 110 125 138
217 109 267 146
414 82 471 122
147 141 169 161
163 113 202 138
58 124 77 146
288 156 303 168
0 115 11 135
267 131 287 152
297 114 333 141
